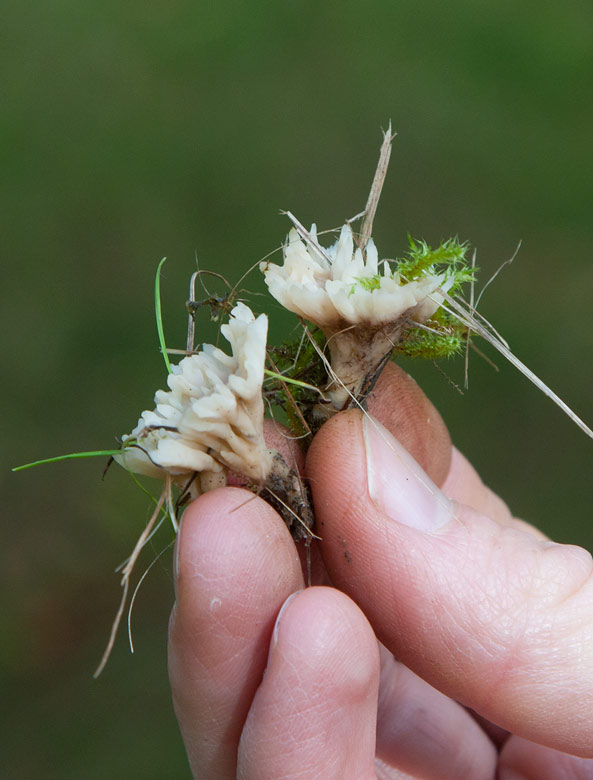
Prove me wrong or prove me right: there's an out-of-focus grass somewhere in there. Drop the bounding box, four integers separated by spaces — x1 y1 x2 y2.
3 1 592 776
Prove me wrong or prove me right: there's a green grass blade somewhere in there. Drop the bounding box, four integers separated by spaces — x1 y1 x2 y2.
12 449 123 472
126 469 161 506
263 368 323 394
155 257 172 374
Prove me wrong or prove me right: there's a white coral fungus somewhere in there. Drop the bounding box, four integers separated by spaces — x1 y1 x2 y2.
262 223 449 328
115 302 271 488
261 222 451 406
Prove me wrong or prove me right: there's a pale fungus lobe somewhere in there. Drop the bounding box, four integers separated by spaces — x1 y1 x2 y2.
115 302 272 492
261 222 451 408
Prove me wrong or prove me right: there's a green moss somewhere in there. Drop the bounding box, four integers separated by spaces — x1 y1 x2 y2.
393 322 466 360
348 274 383 296
264 326 328 436
397 236 475 295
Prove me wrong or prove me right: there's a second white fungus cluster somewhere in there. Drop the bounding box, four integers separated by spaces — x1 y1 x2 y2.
261 223 450 329
115 302 271 491
261 222 452 406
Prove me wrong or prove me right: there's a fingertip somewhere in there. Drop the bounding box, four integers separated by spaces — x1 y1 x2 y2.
171 485 304 676
169 487 304 778
172 488 304 659
271 587 380 693
238 586 379 779
175 486 300 598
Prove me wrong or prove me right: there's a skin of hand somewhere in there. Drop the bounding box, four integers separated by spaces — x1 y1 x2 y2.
168 363 593 779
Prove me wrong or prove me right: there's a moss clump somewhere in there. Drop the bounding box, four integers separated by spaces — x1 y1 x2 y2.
264 326 328 436
398 236 475 294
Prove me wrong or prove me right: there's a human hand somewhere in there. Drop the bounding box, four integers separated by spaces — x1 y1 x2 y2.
168 364 593 779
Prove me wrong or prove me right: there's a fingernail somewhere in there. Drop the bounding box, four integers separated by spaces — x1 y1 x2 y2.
362 415 453 531
270 590 302 651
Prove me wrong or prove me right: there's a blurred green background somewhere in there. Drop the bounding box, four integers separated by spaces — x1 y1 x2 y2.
3 0 592 776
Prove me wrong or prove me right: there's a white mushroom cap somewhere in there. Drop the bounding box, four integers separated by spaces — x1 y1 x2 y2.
262 227 336 326
116 428 219 480
115 302 271 486
261 223 446 329
261 220 455 408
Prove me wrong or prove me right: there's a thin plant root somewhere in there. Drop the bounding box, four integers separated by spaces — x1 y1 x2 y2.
94 486 167 677
127 541 173 655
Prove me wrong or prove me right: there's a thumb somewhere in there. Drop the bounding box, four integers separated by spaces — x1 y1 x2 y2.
307 410 593 758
